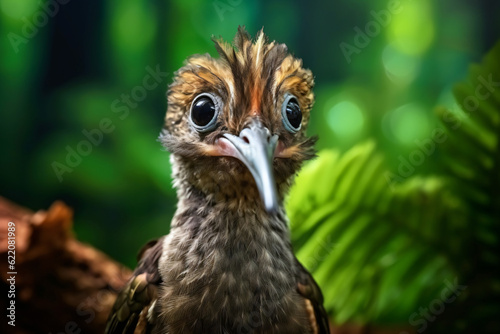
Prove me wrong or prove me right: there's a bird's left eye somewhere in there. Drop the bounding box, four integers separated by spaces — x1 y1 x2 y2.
281 94 302 133
189 93 220 132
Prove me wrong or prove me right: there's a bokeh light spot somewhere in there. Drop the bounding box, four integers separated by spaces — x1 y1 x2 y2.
112 1 156 53
382 44 420 84
0 0 37 19
327 101 364 138
387 103 430 144
387 0 435 55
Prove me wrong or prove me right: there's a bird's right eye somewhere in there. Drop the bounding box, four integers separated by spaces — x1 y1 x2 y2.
189 93 219 132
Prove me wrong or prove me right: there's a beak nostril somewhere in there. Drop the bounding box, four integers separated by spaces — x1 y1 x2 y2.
243 136 250 144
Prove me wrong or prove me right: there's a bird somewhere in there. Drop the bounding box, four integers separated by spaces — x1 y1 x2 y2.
105 27 330 334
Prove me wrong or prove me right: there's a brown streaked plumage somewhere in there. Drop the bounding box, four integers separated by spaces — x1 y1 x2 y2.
105 27 330 334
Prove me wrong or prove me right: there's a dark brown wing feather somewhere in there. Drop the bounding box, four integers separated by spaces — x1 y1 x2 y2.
295 258 331 334
105 237 165 334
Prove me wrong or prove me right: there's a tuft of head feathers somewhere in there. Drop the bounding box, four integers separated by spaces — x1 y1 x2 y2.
163 26 315 138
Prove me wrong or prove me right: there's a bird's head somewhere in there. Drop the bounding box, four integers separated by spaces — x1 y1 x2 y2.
160 27 316 214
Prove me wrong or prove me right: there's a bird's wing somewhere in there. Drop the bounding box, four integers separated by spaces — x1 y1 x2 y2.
295 258 331 334
105 237 165 334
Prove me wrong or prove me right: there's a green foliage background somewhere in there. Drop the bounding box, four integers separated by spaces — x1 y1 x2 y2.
1 0 499 332
289 44 500 331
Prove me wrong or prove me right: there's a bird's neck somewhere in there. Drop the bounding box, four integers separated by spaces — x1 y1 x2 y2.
169 154 293 215
158 182 300 331
170 182 293 250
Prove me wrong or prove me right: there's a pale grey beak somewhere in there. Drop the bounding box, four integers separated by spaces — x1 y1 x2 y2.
221 120 279 213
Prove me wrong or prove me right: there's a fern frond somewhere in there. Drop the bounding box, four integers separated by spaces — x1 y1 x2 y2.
288 142 465 324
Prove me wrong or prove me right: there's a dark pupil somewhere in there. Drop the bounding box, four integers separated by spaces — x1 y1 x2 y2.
191 96 215 126
286 99 302 129
192 97 216 127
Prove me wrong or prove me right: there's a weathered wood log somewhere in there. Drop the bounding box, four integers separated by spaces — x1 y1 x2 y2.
0 197 131 334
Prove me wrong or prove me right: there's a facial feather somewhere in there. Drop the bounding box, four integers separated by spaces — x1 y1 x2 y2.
159 27 317 210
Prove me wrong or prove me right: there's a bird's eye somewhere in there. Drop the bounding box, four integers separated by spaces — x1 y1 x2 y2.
281 94 302 133
189 93 220 132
